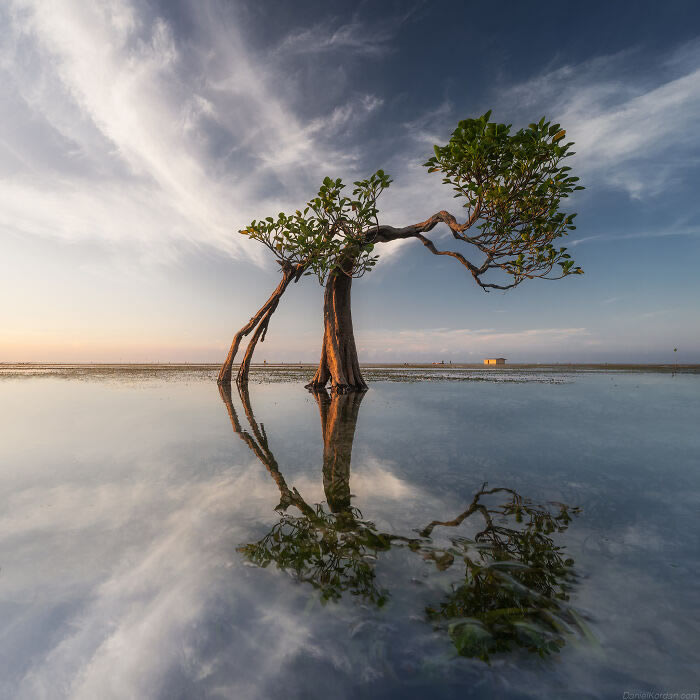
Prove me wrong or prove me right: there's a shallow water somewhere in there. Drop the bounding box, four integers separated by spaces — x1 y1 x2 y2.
0 369 698 699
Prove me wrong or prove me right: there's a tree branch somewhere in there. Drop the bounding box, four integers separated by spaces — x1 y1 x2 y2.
367 211 521 291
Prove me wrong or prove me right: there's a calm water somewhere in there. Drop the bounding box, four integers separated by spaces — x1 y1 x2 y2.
0 369 698 699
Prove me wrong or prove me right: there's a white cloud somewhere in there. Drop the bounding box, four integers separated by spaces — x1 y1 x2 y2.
501 42 700 199
306 93 384 138
401 99 454 146
274 19 395 57
366 41 700 271
570 224 700 246
0 1 376 266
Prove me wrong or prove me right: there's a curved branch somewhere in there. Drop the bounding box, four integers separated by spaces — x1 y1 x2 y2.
412 232 481 275
367 210 526 292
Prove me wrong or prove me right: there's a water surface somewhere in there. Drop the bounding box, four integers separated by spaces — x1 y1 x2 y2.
0 369 698 699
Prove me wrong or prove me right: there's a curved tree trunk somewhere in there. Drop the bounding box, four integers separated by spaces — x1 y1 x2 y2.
311 389 365 513
218 264 301 385
236 297 274 386
306 269 367 393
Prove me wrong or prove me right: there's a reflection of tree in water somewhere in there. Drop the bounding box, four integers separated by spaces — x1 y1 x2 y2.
420 487 584 660
240 506 393 606
222 384 394 605
219 384 590 660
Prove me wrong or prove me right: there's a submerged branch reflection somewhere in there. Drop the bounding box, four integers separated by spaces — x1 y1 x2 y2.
219 384 589 660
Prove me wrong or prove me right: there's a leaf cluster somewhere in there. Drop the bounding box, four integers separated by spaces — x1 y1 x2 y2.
240 170 392 284
423 111 584 284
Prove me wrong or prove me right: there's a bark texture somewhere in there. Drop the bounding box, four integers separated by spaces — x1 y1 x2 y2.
306 269 367 393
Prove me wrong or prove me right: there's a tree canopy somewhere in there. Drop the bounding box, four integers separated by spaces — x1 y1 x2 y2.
240 112 582 291
241 170 392 283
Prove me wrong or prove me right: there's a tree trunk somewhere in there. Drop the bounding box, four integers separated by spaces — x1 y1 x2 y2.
218 265 298 385
306 269 367 393
236 300 273 386
312 388 365 513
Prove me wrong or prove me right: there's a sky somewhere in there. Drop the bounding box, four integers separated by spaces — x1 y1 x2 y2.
1 0 699 364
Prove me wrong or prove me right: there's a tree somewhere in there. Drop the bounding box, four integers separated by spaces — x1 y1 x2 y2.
217 172 385 385
218 112 584 391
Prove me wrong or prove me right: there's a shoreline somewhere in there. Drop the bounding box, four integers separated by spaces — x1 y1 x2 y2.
1 362 698 373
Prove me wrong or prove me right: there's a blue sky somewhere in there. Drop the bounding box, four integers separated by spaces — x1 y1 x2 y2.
1 0 699 363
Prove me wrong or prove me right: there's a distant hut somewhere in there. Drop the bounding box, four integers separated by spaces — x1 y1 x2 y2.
484 358 506 365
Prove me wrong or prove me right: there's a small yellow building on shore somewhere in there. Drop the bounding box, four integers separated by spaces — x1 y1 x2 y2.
484 358 506 365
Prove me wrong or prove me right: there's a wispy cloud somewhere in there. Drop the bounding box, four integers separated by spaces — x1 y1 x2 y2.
501 41 700 199
306 94 384 138
357 326 590 359
637 309 671 319
570 224 700 246
0 1 377 266
274 19 395 57
401 99 455 145
375 41 700 268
